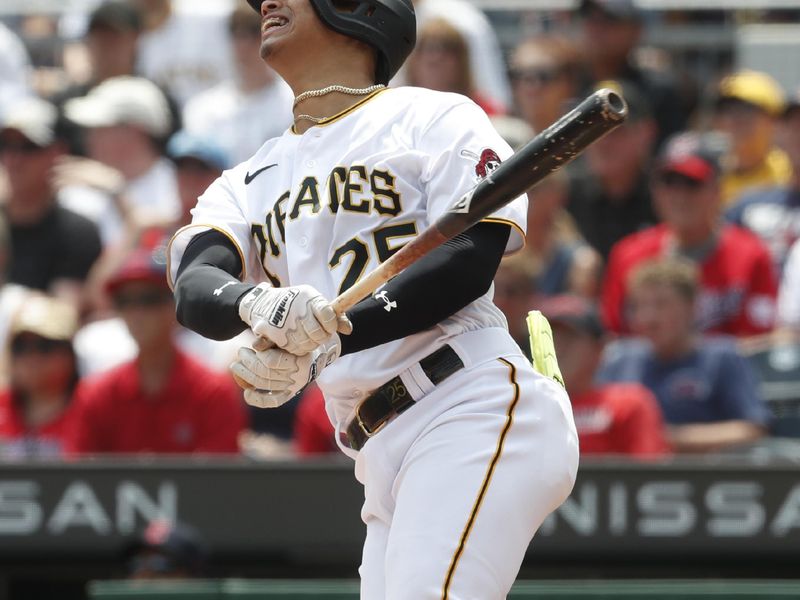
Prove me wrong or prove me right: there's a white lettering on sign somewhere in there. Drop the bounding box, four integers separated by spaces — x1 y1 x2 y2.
0 480 179 537
706 482 764 537
47 481 112 535
609 482 627 536
771 484 800 536
117 481 177 535
637 482 696 536
0 481 41 535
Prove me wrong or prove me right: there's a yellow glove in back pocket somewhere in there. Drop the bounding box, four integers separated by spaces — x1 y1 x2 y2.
526 310 565 389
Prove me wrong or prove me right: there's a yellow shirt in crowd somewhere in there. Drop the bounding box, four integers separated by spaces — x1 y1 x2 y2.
722 147 793 206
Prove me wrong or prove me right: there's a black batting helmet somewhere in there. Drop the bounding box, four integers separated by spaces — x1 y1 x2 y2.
246 0 416 85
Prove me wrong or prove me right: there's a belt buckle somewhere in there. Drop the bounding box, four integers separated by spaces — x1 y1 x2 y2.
355 398 391 438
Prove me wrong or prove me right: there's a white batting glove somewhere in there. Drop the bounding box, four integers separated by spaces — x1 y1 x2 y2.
230 335 340 409
238 283 352 356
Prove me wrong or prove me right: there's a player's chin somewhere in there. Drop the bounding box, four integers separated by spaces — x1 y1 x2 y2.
259 34 289 62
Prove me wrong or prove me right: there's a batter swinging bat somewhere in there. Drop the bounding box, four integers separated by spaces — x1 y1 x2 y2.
331 87 628 314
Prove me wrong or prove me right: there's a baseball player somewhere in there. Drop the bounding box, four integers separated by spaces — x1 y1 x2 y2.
168 1 578 598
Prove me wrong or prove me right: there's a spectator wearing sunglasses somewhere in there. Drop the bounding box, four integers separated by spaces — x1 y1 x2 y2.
0 98 102 303
67 241 245 455
602 131 778 337
182 5 293 165
0 295 81 458
509 35 583 134
406 17 502 116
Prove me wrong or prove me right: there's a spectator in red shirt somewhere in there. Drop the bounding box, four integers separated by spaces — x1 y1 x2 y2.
0 295 81 458
602 131 778 337
68 243 245 454
541 294 670 457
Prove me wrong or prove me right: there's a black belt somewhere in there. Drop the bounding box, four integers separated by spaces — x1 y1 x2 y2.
345 345 464 451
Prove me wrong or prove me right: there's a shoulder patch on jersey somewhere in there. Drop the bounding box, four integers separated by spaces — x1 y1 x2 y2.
460 148 502 181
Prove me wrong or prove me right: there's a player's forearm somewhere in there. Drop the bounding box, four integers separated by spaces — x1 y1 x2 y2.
174 230 254 341
340 222 510 355
668 420 765 453
174 264 253 340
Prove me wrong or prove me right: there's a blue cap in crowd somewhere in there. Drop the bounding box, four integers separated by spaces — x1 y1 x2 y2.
167 130 231 172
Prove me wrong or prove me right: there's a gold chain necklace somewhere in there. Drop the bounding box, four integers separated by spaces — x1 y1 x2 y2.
293 83 385 124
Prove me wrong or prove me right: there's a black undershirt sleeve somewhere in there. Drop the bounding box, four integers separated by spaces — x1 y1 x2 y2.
173 230 254 341
339 221 511 356
173 222 511 351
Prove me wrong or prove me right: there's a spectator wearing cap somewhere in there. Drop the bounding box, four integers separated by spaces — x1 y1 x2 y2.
52 2 181 140
411 0 511 111
54 1 142 105
598 259 770 453
0 98 102 301
126 519 208 580
509 35 583 134
167 130 230 227
65 76 180 227
726 88 800 276
602 131 778 337
0 295 81 458
406 18 503 116
74 230 250 378
714 70 792 206
67 242 245 454
566 80 658 260
577 0 689 146
133 0 234 108
540 294 669 457
182 5 293 165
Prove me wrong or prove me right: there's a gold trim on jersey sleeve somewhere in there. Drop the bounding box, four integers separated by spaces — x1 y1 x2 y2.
481 216 527 255
441 358 521 599
166 224 248 291
290 88 389 134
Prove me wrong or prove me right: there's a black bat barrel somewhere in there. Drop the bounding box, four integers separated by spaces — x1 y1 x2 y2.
438 88 628 238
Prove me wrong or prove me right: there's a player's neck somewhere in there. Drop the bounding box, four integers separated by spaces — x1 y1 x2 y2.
286 68 378 134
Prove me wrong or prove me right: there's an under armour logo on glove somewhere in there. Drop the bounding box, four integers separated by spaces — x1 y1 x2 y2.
376 291 397 312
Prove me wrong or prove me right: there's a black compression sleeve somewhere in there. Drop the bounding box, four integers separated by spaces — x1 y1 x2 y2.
339 221 511 356
173 230 254 340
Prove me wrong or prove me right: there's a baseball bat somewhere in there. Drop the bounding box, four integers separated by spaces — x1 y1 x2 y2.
331 88 628 315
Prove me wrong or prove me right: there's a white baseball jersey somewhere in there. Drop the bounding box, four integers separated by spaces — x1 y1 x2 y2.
168 86 526 428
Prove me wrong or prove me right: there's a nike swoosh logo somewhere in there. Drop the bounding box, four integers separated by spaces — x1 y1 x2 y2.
244 163 278 185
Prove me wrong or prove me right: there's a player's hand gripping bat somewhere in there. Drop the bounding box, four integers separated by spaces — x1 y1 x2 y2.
331 88 628 315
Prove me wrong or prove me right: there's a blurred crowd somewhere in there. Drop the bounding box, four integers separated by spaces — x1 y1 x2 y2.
1 0 799 462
